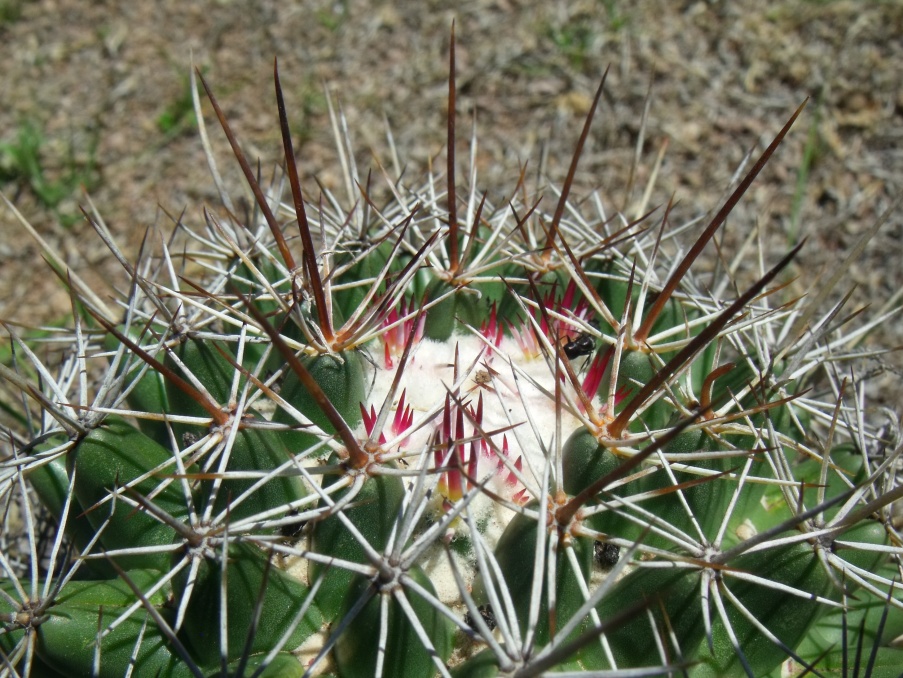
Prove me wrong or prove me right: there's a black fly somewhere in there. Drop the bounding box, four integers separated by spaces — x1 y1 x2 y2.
464 603 497 633
594 540 621 568
280 510 307 541
563 332 595 359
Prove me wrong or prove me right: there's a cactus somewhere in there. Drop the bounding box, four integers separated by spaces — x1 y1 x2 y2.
2 26 902 678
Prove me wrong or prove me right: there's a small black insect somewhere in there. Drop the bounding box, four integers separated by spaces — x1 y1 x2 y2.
464 603 497 632
563 332 595 359
594 540 621 568
279 510 307 541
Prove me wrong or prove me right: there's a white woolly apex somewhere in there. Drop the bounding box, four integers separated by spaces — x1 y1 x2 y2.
363 333 586 521
357 331 593 610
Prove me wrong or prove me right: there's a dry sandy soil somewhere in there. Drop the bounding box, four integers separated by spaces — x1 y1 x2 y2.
1 0 902 405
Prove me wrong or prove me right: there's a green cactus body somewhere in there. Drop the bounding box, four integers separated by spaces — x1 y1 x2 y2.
207 425 308 527
583 562 706 670
308 469 406 621
561 427 640 545
658 424 734 543
333 566 454 678
104 327 173 443
788 647 903 677
830 519 889 575
210 652 309 678
160 330 312 530
333 239 402 321
34 572 193 678
274 350 366 436
423 279 486 341
793 446 869 524
26 444 113 576
176 541 322 667
693 540 832 677
562 421 733 550
790 559 903 676
449 648 501 678
561 427 621 508
68 419 195 571
232 258 285 320
165 336 235 424
482 503 595 654
122 368 171 445
615 349 665 431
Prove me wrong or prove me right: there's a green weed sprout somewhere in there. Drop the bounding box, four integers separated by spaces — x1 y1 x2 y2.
2 27 902 678
0 119 98 228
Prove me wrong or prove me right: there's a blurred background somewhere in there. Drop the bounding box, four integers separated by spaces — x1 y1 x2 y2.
1 0 901 401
